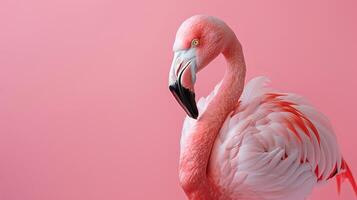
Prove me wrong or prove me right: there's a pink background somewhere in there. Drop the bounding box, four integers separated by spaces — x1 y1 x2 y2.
0 0 356 199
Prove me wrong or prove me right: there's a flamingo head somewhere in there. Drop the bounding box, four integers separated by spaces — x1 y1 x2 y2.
169 15 231 119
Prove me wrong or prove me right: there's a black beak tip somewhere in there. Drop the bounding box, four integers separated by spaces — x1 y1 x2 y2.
169 83 199 119
188 110 198 119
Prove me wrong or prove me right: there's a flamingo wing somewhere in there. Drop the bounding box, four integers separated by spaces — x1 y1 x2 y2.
182 77 354 200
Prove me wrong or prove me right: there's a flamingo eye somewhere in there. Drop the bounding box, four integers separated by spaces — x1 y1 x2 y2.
191 39 199 47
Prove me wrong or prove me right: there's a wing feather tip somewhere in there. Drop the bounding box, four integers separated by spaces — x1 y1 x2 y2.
336 159 357 196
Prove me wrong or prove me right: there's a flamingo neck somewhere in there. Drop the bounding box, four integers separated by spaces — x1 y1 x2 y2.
179 37 246 199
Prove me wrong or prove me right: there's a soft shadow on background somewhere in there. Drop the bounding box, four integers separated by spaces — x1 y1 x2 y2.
0 0 356 199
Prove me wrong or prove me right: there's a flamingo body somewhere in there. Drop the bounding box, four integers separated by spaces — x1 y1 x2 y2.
183 77 353 200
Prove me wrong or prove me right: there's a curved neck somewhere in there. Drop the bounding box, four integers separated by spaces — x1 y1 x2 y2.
179 37 246 199
203 38 246 122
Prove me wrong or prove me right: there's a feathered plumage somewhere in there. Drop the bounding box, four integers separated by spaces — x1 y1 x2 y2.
182 77 356 200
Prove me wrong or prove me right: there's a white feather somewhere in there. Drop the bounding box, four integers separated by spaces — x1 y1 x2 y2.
182 76 343 200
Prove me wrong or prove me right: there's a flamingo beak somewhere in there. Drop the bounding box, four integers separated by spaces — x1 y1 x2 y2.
169 51 199 119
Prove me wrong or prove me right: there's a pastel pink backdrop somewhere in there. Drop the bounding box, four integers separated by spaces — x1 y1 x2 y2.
0 0 356 199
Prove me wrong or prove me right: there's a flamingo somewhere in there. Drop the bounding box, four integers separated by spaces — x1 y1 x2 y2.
168 15 357 200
